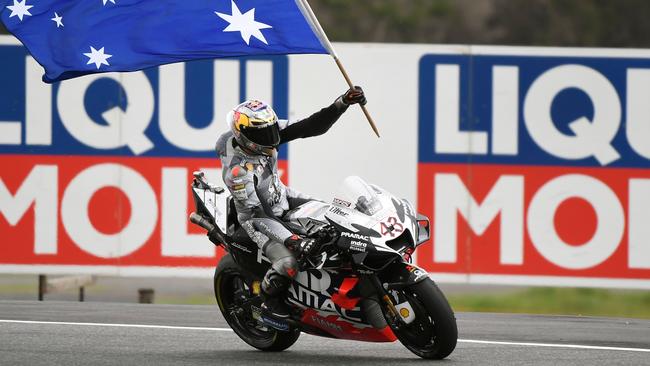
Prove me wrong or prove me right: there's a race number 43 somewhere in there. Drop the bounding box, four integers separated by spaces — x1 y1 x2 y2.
380 216 404 237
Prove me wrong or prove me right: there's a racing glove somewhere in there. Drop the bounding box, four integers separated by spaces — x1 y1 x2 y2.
341 86 367 106
284 234 320 261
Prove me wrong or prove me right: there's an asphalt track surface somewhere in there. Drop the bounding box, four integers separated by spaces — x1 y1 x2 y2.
1 301 649 365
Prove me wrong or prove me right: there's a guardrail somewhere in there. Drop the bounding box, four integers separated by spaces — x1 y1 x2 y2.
38 274 95 301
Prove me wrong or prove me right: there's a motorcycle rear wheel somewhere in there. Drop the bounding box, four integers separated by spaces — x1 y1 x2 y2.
214 254 300 352
390 278 458 359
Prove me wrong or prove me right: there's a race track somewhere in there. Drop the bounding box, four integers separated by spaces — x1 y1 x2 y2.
0 300 648 365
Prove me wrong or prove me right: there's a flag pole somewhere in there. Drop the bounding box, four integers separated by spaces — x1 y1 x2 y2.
298 0 381 138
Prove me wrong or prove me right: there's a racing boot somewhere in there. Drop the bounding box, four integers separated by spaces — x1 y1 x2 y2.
260 240 298 320
260 272 291 319
259 236 318 320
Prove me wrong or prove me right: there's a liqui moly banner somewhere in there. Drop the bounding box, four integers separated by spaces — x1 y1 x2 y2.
417 47 650 288
0 36 288 276
2 36 650 288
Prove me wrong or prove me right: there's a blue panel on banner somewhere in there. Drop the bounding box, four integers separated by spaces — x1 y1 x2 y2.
0 41 289 159
0 46 27 123
419 54 650 168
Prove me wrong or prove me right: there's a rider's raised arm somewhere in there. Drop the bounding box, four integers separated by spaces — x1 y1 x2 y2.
278 86 366 144
278 99 347 143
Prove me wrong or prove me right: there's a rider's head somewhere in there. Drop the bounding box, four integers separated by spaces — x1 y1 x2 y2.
228 100 280 157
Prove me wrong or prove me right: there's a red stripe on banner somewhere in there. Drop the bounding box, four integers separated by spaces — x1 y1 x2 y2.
417 163 650 281
0 155 288 271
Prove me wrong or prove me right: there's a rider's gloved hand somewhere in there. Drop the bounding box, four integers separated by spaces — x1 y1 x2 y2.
315 225 338 247
284 234 319 260
341 86 367 106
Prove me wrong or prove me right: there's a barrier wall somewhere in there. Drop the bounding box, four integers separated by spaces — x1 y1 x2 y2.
1 36 649 288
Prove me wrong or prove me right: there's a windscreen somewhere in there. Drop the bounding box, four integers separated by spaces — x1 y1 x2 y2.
332 176 383 217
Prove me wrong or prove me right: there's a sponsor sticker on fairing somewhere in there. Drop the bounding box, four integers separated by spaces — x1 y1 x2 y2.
349 240 367 252
333 197 352 207
340 232 370 241
328 206 349 217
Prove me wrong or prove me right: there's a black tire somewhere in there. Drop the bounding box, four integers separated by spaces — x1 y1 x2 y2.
390 278 458 359
213 254 300 352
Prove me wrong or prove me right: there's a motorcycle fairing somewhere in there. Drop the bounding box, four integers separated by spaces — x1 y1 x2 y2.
287 269 363 322
379 261 430 288
300 309 397 343
330 277 360 310
325 176 421 255
225 237 270 279
285 268 403 342
191 186 229 235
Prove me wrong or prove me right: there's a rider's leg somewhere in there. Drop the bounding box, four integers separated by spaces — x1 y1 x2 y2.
285 186 316 209
259 240 297 318
243 218 296 318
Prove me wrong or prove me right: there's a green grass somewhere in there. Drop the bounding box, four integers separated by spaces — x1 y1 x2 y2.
153 287 650 320
0 283 38 295
447 287 650 319
155 295 216 305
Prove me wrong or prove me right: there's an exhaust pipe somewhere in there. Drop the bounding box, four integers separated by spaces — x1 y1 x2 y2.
189 212 215 232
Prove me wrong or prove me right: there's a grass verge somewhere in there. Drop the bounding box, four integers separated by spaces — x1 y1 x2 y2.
153 287 650 320
156 295 216 305
447 287 650 319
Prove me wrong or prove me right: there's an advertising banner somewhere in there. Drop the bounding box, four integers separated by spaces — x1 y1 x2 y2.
0 36 288 276
2 36 649 288
417 47 650 288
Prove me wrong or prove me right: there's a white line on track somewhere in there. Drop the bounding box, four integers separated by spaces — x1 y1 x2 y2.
0 319 232 332
2 319 649 353
459 339 650 353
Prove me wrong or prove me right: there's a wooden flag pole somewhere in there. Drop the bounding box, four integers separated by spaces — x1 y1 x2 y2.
332 57 381 137
299 0 381 138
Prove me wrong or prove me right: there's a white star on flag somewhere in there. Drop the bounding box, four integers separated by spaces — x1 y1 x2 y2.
215 0 272 45
102 0 115 5
6 0 33 21
51 12 64 28
84 46 112 69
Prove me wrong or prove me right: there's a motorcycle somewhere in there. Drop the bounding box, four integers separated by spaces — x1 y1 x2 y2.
188 172 457 359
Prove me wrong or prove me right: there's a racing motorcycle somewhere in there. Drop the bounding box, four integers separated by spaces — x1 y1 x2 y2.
188 172 457 359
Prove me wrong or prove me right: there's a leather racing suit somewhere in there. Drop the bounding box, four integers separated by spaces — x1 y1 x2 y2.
216 98 349 299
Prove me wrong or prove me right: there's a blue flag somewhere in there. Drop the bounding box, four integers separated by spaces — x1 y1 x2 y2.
1 0 330 83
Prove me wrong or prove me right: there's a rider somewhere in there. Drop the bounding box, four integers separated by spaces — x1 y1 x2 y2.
216 87 366 320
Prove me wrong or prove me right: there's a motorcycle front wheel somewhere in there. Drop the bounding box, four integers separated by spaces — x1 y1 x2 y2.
389 278 458 359
214 254 300 352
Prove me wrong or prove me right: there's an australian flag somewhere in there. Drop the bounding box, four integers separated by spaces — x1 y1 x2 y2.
1 0 330 83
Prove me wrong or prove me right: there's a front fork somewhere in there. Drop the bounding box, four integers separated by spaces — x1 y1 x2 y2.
366 275 401 325
369 261 429 328
351 274 408 333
